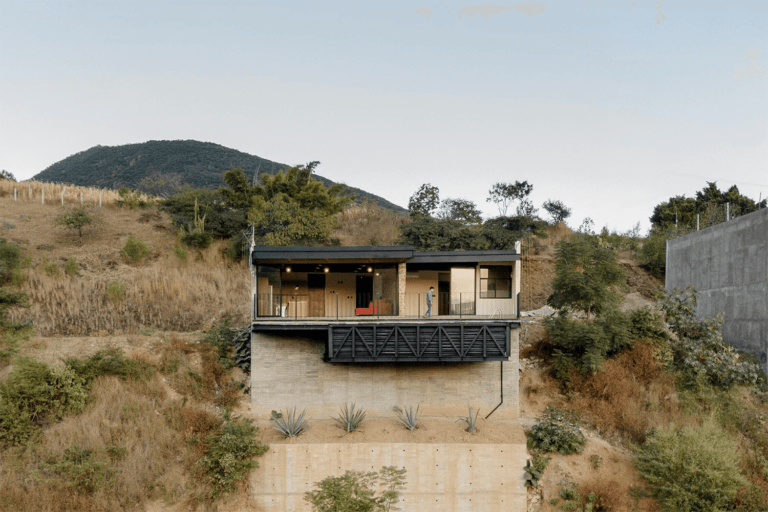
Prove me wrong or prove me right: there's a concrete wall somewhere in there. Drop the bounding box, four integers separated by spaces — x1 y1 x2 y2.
250 331 520 419
666 207 768 376
251 443 527 511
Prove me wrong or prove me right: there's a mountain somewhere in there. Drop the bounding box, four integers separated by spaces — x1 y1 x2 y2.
32 140 406 212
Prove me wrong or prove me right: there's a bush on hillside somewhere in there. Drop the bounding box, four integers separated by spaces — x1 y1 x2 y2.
0 358 88 446
633 418 747 511
64 348 154 384
0 238 21 283
527 408 586 455
659 287 767 391
196 416 268 498
120 235 149 263
545 309 632 375
304 466 407 512
115 187 150 209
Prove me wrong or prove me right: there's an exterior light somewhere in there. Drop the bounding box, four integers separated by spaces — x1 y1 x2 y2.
375 272 380 276
286 267 291 273
367 267 372 273
324 267 329 273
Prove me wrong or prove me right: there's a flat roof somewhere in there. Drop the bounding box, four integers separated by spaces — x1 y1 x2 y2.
252 246 520 265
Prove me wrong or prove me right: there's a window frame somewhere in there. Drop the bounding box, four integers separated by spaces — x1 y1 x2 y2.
479 265 512 299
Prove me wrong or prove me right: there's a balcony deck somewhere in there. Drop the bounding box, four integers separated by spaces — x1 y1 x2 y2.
252 316 520 363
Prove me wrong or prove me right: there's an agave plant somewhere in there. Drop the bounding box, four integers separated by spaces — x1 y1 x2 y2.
457 405 482 433
270 407 309 438
333 403 366 434
393 405 421 433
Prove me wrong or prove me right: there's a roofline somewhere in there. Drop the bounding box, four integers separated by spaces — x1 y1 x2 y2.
251 246 520 265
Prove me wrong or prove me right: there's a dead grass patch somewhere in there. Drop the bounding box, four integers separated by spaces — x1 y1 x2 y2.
332 201 405 246
566 340 687 444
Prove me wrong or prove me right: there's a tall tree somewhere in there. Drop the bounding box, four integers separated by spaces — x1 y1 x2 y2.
0 170 16 181
542 199 572 224
548 235 625 322
408 184 440 217
437 198 483 225
487 181 533 217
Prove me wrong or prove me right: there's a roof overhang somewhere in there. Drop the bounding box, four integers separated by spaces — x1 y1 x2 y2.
252 246 520 266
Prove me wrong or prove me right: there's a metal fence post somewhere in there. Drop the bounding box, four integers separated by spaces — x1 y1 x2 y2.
336 293 339 320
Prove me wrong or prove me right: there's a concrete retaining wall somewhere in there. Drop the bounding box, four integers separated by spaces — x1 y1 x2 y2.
666 207 768 375
251 443 527 511
250 331 519 419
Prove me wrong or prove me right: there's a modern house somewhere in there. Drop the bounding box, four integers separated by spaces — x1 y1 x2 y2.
249 245 523 420
251 245 522 363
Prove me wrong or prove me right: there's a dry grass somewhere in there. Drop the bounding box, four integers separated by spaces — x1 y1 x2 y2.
0 376 186 511
1 196 249 335
332 200 405 246
565 340 688 444
158 335 243 408
0 180 150 207
578 476 660 512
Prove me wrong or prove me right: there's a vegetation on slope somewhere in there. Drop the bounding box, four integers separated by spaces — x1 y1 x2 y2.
31 139 406 212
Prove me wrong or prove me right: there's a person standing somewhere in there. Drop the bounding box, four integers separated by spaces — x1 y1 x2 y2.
424 286 434 318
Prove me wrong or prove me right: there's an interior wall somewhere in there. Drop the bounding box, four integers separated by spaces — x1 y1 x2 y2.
404 271 439 316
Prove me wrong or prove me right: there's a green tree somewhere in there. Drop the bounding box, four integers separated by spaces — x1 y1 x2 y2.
220 167 259 211
54 205 102 244
542 199 572 224
251 196 335 246
408 184 440 217
254 162 352 215
437 198 483 225
0 170 16 181
304 466 407 512
397 216 488 250
548 235 626 321
487 181 533 217
136 170 185 198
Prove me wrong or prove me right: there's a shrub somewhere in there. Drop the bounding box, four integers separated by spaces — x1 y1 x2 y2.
457 405 482 433
64 257 79 276
334 403 366 434
393 404 421 433
181 230 213 249
528 408 586 455
115 187 150 209
173 244 188 263
42 261 60 277
120 235 149 263
659 287 767 391
629 306 669 343
304 466 406 512
106 281 126 304
64 348 154 384
524 452 551 488
54 205 102 244
0 358 88 447
633 418 747 511
545 309 632 375
196 416 268 498
0 238 21 282
48 445 112 495
270 407 309 438
558 485 599 512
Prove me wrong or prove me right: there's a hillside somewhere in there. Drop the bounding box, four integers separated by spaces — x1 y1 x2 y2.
32 140 407 212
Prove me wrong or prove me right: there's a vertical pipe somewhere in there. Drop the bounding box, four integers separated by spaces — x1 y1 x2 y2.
485 361 504 419
460 293 463 320
253 294 256 320
418 293 421 318
336 293 339 320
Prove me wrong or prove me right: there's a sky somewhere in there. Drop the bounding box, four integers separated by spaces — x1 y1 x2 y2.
1 1 766 234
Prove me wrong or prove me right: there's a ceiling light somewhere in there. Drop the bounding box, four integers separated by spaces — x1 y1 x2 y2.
285 267 291 273
324 267 329 273
367 267 372 273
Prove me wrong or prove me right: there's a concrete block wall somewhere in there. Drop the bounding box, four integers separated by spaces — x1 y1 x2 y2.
251 443 528 511
666 207 768 376
250 330 520 419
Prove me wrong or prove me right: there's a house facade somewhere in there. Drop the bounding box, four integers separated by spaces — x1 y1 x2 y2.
249 245 522 418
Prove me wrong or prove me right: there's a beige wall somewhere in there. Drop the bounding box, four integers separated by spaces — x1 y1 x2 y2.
251 443 527 512
403 271 439 316
250 331 520 419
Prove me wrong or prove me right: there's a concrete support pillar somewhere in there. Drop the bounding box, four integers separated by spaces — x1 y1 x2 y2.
514 241 522 316
397 262 406 316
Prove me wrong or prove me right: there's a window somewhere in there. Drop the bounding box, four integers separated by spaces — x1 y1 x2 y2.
480 266 511 298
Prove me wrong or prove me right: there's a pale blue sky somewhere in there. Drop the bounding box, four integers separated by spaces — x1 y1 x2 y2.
1 1 766 232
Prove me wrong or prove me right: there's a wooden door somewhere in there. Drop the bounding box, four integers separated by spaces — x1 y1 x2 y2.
308 274 325 317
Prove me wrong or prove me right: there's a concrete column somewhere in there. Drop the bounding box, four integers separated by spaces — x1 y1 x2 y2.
397 262 406 316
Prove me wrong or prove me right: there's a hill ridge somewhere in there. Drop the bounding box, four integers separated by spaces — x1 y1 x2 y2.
32 139 406 212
